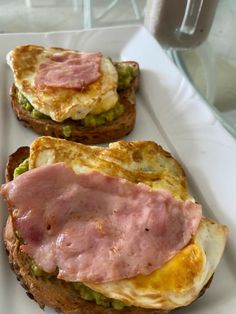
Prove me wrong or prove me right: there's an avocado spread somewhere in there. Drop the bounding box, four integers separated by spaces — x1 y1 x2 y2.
13 158 29 178
73 282 126 310
17 91 48 119
62 125 72 137
81 102 124 127
115 63 139 91
30 262 126 310
17 90 124 127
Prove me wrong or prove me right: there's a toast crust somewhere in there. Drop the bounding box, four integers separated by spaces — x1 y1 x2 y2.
10 62 139 145
2 146 212 314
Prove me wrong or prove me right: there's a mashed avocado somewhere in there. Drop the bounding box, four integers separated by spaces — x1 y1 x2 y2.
13 158 29 178
30 262 126 310
62 125 72 137
17 91 34 112
17 90 124 127
73 282 126 310
31 108 48 119
31 261 58 278
115 63 139 91
81 102 124 127
17 91 48 119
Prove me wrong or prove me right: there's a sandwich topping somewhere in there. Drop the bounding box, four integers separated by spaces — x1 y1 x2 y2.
7 45 119 122
1 138 228 311
34 52 102 90
1 162 202 284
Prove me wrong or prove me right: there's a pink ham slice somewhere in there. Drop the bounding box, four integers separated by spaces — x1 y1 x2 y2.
0 163 202 283
34 52 102 90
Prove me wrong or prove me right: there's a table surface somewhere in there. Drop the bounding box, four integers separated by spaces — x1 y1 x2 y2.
0 0 146 33
173 0 236 138
0 0 235 138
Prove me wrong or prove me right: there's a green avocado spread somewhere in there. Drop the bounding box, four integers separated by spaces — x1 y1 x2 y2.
13 158 29 178
17 90 124 128
30 260 126 310
81 102 124 127
115 63 139 91
14 163 128 310
62 125 72 137
17 91 48 119
73 282 126 310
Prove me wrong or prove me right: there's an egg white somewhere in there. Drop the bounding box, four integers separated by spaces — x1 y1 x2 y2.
7 46 118 122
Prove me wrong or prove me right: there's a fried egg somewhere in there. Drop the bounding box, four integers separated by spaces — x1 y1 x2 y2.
28 136 192 201
7 45 118 122
28 136 227 310
85 217 227 310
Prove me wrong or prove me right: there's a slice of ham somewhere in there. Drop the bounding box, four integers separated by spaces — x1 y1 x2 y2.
0 163 202 283
34 52 102 90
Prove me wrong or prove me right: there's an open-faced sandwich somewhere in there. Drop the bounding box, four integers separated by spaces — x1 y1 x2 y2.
7 45 139 144
0 137 227 314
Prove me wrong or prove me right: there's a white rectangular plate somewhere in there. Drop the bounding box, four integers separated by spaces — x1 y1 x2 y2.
0 26 236 314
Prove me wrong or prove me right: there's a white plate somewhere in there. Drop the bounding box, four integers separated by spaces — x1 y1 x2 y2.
0 26 236 314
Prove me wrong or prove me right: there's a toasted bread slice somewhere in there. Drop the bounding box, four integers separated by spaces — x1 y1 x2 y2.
4 146 169 314
10 61 139 145
2 141 215 314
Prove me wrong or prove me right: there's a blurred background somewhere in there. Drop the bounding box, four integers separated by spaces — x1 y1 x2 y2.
0 0 146 32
